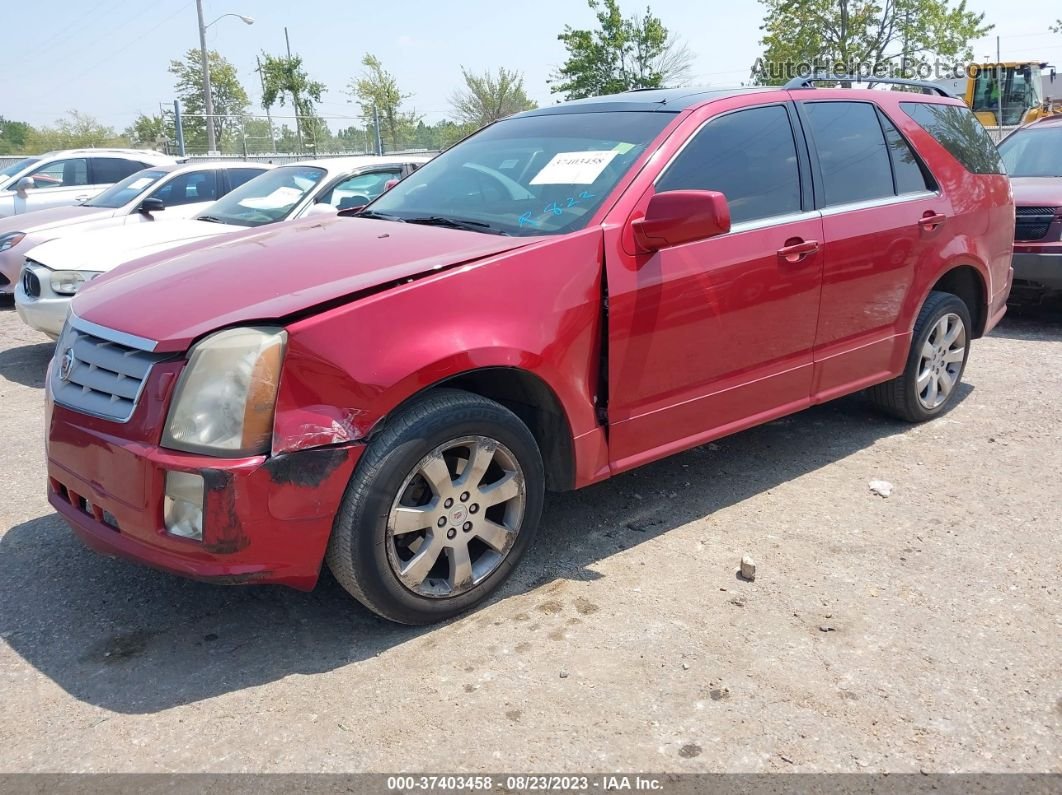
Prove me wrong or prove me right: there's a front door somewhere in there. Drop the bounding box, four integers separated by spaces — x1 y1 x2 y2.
606 103 824 472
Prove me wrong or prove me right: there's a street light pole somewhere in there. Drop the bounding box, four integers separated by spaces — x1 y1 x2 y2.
195 0 217 154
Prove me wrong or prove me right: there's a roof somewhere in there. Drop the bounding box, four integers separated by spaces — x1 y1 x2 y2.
276 154 433 173
40 148 174 163
518 87 776 116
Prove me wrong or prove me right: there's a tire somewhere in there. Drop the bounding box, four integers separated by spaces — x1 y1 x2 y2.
326 388 545 625
867 291 972 423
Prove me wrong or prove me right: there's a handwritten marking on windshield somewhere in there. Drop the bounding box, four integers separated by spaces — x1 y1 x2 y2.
519 191 596 227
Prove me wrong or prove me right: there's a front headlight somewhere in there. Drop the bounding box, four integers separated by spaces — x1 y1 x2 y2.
50 270 98 295
0 232 25 252
162 326 287 457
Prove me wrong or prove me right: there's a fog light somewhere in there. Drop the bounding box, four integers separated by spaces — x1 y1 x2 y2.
164 471 204 541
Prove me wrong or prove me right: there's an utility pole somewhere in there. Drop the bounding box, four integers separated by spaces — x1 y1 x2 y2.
997 35 1004 138
285 26 304 154
373 105 383 155
195 0 217 154
174 100 186 158
256 55 277 152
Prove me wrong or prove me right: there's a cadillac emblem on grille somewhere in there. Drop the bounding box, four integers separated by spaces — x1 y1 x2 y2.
58 348 75 383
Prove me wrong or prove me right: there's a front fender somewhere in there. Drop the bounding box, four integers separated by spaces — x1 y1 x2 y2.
271 228 605 457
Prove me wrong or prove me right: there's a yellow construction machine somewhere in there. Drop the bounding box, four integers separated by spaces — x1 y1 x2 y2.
959 62 1060 128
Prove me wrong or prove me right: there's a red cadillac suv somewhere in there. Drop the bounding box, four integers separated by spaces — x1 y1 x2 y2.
45 80 1014 623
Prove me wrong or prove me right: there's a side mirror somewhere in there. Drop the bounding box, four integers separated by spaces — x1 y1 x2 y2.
305 202 340 217
16 177 35 192
138 197 165 215
632 190 731 253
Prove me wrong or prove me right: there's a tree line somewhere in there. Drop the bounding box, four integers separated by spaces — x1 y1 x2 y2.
3 0 1035 158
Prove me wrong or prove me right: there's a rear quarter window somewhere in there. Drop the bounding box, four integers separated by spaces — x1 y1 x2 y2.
901 102 1005 175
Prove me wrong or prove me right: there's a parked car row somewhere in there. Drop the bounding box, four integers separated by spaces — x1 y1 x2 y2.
0 148 175 219
5 155 430 336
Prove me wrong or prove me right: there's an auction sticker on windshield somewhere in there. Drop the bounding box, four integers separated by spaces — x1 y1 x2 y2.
240 186 304 210
530 150 619 185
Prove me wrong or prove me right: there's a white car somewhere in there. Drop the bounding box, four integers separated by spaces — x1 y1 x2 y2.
0 149 175 218
0 161 270 295
16 155 431 338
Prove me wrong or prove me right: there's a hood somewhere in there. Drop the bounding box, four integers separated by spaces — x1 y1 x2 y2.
1010 177 1062 207
0 205 115 236
72 216 533 352
26 218 234 272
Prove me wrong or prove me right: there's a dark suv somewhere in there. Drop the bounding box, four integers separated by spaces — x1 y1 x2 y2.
998 115 1062 303
47 78 1013 624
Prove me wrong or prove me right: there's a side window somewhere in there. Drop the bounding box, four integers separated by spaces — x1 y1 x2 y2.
901 102 1005 175
657 105 802 224
803 102 894 207
27 158 89 188
876 110 935 194
226 168 266 192
319 169 402 210
91 158 143 184
150 171 219 207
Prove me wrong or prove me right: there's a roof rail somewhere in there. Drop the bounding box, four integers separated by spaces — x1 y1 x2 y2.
783 74 953 98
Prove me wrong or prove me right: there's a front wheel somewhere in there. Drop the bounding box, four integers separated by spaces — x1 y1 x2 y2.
867 291 972 422
326 389 544 625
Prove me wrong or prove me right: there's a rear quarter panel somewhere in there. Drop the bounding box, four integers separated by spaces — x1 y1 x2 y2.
881 96 1014 331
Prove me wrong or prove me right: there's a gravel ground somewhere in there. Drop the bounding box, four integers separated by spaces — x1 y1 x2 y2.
0 297 1059 774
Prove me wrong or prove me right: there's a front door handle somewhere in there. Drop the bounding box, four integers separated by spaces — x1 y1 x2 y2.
777 238 821 264
74 194 90 202
918 211 948 232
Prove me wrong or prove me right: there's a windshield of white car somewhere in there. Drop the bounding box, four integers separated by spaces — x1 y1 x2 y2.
0 157 40 184
84 169 170 208
998 126 1062 177
197 165 326 227
364 111 673 236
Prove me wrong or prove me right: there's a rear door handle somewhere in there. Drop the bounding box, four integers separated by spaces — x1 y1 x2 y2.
918 212 947 231
777 238 821 264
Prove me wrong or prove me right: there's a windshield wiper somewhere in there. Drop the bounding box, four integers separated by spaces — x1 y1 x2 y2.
196 215 227 224
403 215 506 235
352 209 405 222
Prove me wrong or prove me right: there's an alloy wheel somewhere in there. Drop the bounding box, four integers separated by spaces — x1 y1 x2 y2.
385 435 526 598
916 312 967 410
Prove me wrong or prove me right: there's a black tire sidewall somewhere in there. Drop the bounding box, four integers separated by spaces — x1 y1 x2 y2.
336 397 544 624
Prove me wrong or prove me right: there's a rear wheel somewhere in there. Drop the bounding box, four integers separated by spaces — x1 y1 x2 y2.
326 389 544 625
867 291 972 422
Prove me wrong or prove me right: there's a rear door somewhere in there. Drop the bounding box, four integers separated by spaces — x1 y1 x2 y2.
796 100 946 400
606 102 825 471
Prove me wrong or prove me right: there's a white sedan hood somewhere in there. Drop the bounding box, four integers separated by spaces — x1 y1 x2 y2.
24 218 237 273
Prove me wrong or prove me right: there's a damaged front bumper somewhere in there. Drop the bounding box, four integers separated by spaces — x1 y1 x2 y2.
47 401 362 590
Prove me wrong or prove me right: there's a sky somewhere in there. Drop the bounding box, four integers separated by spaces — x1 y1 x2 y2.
4 0 1062 132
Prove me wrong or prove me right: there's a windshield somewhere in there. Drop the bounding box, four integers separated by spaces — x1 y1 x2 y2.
0 157 40 185
198 165 326 227
366 111 674 236
998 126 1062 177
84 169 169 208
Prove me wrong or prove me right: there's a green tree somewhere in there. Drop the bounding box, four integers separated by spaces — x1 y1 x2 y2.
26 111 127 151
0 116 32 154
259 52 326 153
754 0 992 85
124 113 174 149
169 49 249 152
449 67 537 129
550 0 693 100
350 54 422 151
